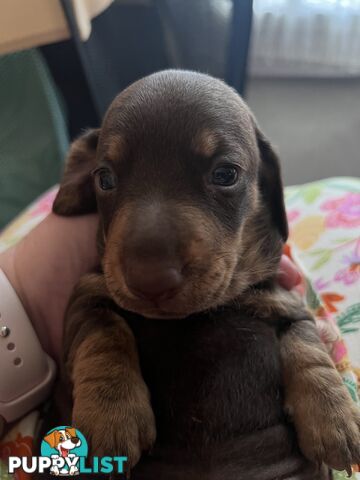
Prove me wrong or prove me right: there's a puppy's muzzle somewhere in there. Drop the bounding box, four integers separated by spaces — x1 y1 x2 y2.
125 261 183 301
122 203 184 302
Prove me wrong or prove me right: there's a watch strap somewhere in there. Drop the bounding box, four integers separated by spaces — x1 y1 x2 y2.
0 269 56 423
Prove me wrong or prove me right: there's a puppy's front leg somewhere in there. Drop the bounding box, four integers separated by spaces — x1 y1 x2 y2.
280 316 360 474
63 274 156 471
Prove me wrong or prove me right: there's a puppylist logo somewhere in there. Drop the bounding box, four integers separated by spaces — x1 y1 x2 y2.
8 426 127 476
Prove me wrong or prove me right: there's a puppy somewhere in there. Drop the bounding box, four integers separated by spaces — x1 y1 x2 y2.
53 70 360 479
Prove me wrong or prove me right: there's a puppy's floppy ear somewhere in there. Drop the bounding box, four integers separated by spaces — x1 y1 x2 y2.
53 129 100 216
255 125 288 241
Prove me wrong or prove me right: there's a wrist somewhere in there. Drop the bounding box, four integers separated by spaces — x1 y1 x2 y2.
0 246 49 356
0 267 56 423
0 213 99 362
0 244 48 348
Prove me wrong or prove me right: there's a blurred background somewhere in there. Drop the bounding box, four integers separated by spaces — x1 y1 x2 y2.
0 0 359 228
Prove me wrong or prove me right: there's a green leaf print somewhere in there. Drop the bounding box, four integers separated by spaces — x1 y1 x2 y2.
333 471 356 480
0 460 15 480
308 248 329 256
333 237 354 244
343 376 360 404
301 185 323 204
305 278 321 310
337 304 360 336
341 327 360 335
311 250 332 270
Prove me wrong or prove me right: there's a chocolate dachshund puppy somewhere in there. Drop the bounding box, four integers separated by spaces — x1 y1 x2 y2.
53 70 360 479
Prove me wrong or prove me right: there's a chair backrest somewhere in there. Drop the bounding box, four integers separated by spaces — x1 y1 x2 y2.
59 0 253 119
0 50 69 228
156 0 253 94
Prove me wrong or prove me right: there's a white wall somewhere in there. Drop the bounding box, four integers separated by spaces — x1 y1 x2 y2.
247 78 360 186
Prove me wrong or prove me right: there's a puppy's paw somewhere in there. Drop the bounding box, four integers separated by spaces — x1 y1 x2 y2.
72 376 156 471
291 391 360 475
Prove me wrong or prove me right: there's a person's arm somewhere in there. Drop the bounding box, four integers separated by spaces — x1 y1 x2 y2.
0 213 98 363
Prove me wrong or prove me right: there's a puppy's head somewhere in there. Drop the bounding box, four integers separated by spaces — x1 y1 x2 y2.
54 70 287 318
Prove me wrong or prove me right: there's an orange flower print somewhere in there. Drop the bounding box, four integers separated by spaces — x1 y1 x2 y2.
320 292 345 313
334 240 360 286
283 243 292 259
0 434 33 480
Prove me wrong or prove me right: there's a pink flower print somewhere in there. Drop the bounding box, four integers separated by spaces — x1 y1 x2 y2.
321 193 360 228
287 209 300 223
331 339 348 364
334 241 360 286
29 187 58 217
314 277 331 291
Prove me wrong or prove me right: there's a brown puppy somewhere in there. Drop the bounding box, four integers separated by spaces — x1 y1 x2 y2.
53 70 360 479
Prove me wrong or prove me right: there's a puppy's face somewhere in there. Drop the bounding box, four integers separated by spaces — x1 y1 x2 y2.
54 71 287 319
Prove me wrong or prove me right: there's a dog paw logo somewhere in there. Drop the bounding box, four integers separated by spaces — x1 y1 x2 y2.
41 426 88 476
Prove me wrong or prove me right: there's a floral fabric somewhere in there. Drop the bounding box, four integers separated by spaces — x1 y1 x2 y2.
0 178 359 479
285 177 360 479
286 178 360 393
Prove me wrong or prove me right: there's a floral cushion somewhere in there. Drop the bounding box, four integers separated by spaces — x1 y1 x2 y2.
286 178 360 382
0 177 359 479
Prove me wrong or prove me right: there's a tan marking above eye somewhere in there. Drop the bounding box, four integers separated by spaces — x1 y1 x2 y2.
103 134 125 163
192 129 218 158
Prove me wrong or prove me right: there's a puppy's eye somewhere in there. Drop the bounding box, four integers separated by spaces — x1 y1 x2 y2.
94 167 116 191
211 165 239 186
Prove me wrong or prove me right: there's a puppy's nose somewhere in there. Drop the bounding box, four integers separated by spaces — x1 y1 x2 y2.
125 263 183 301
122 203 185 300
71 436 80 445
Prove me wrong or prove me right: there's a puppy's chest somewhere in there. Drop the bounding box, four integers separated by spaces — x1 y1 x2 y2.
125 311 284 445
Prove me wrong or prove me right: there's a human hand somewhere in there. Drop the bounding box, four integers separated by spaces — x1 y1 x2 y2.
277 254 302 291
0 213 98 362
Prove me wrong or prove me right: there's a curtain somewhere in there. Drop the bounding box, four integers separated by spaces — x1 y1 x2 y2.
250 0 360 77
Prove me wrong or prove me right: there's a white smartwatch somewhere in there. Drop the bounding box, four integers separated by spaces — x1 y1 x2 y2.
0 269 56 429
